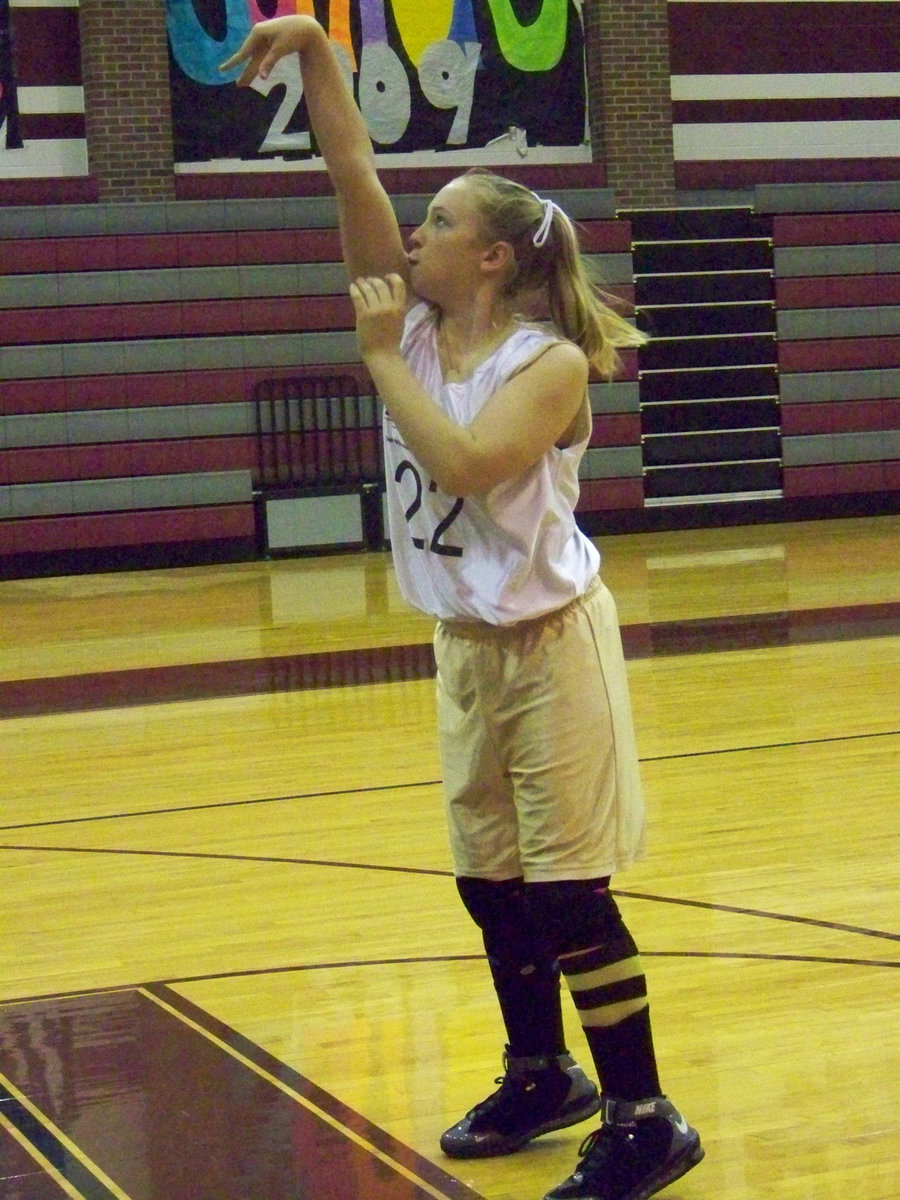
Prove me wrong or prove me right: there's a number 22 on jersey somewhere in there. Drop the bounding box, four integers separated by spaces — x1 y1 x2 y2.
394 460 463 558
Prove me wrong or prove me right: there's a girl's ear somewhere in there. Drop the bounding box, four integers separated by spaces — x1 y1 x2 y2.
480 240 514 278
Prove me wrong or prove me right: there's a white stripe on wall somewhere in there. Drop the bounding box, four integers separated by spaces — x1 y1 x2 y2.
0 131 88 176
175 143 593 173
673 120 900 160
672 73 900 101
16 86 86 115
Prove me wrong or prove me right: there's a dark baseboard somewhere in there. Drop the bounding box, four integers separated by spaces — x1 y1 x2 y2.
0 537 257 582
2 493 896 579
579 491 900 537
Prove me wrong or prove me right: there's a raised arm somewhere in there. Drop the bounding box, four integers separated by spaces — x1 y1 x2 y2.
221 17 408 283
351 276 589 497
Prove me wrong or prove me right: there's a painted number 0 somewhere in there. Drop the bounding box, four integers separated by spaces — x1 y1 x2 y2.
395 461 464 557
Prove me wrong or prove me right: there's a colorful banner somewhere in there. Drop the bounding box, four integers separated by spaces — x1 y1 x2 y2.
166 0 587 166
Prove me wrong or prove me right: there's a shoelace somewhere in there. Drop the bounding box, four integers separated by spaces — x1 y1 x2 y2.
578 1125 618 1162
464 1074 510 1118
575 1124 641 1187
467 1071 547 1130
481 1072 529 1112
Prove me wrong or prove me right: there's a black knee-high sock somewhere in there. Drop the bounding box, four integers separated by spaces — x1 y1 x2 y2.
558 939 661 1100
526 879 662 1100
456 876 566 1058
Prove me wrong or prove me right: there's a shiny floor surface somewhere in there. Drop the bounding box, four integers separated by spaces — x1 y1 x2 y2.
1 515 898 1200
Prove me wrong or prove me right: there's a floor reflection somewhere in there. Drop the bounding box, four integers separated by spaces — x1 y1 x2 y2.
0 989 479 1200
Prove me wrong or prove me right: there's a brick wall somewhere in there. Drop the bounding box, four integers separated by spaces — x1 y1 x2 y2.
75 2 675 207
584 0 675 207
79 0 175 201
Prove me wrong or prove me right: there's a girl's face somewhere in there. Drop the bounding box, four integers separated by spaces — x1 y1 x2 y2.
406 178 493 303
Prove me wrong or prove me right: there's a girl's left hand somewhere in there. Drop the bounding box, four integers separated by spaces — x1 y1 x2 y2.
219 16 317 85
349 273 407 362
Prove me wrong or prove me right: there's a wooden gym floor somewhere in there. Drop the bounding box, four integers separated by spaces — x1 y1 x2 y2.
0 514 897 1200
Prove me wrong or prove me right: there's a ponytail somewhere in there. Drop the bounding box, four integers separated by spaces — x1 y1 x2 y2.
461 169 646 379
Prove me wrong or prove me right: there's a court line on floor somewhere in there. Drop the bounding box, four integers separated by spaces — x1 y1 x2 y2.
0 841 449 878
156 949 899 983
0 989 483 1200
0 1075 131 1200
157 950 898 996
1 728 896 834
615 890 900 943
0 779 442 832
642 728 898 763
0 1107 93 1200
140 985 484 1200
3 941 897 1013
1 839 897 945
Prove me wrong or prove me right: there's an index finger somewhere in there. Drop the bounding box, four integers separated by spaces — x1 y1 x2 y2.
219 33 252 73
385 273 407 307
219 31 276 86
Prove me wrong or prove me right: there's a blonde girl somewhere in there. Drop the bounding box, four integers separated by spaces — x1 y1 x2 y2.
224 19 702 1200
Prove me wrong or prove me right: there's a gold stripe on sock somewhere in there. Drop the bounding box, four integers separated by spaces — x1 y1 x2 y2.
561 954 645 993
578 995 650 1028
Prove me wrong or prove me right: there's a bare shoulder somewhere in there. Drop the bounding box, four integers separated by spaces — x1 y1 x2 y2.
511 337 589 389
544 338 589 373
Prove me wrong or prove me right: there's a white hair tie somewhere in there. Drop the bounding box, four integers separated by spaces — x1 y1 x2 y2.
532 196 562 247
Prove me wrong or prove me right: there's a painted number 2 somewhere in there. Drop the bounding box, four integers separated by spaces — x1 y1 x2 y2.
395 460 464 558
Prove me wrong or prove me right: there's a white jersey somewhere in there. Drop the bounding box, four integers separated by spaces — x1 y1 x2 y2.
383 302 600 625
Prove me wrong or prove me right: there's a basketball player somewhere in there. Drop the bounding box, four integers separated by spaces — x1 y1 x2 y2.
222 18 703 1200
